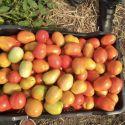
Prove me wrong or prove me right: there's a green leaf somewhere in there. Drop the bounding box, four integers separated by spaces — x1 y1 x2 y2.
0 6 10 13
18 20 30 26
23 0 28 11
27 0 38 9
32 19 44 27
47 3 54 9
0 17 4 25
30 11 39 17
38 4 47 15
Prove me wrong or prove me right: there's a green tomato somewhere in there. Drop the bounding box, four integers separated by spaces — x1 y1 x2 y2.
8 47 24 63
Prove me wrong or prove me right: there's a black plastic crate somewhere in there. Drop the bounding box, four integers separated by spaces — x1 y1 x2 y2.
0 25 124 121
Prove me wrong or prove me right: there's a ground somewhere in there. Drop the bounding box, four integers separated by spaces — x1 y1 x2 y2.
37 0 125 125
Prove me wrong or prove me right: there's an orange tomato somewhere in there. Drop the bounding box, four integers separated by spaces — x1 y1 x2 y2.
33 59 49 73
83 96 94 110
52 32 65 47
64 43 82 57
87 70 99 82
83 43 94 58
93 76 112 91
23 51 34 61
25 98 43 117
17 31 35 44
84 81 94 97
46 45 61 55
11 63 19 71
101 34 116 46
109 77 123 94
87 38 100 48
35 74 43 84
94 47 108 63
107 93 119 103
75 70 88 81
107 60 122 75
0 68 10 84
105 45 118 60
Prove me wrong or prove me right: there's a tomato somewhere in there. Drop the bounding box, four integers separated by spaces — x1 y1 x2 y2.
23 90 31 98
24 42 37 51
35 74 43 84
83 96 94 110
7 71 21 83
33 44 46 59
109 77 123 94
96 90 108 96
11 63 19 71
93 76 112 91
36 30 49 43
84 81 94 97
46 45 61 55
23 51 34 61
101 34 116 46
87 38 100 48
64 67 73 74
79 38 86 49
48 54 62 69
71 80 87 94
65 35 79 43
64 43 82 57
72 104 82 110
46 38 53 45
94 47 108 63
72 58 86 75
103 72 115 78
63 104 71 111
25 98 43 117
94 96 116 111
76 70 88 81
33 59 49 73
60 55 72 69
17 31 35 44
10 92 26 109
83 43 94 58
61 91 75 105
107 60 122 75
95 63 105 74
71 94 84 107
0 95 11 112
52 32 65 46
105 45 118 60
107 93 119 103
87 70 99 82
0 68 10 84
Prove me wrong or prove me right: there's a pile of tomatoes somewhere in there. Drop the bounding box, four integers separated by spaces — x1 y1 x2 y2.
0 30 123 117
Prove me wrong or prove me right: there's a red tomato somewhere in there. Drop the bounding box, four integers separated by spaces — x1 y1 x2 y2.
46 38 53 45
11 63 19 71
101 34 116 46
72 94 84 106
79 38 86 48
105 45 118 60
109 77 123 94
87 70 99 82
46 45 61 55
93 76 112 91
87 38 100 48
0 95 11 112
76 70 88 81
60 55 72 69
35 74 43 84
48 54 62 69
72 104 82 110
7 71 21 83
33 44 46 59
94 47 108 63
63 104 71 111
107 60 122 75
10 92 26 110
36 30 49 43
94 96 116 111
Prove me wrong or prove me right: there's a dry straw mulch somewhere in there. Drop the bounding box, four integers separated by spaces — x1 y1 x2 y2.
38 0 125 125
